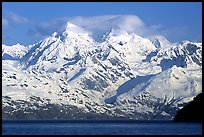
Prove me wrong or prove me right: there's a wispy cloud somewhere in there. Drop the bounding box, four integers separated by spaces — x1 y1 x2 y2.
2 11 30 45
28 15 160 39
3 11 29 27
159 26 190 42
27 29 43 38
70 15 148 37
2 18 8 26
27 15 191 43
7 11 28 24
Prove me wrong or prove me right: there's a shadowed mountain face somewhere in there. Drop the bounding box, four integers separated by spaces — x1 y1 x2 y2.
174 93 203 122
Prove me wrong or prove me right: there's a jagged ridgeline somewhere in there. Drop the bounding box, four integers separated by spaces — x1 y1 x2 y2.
2 22 202 120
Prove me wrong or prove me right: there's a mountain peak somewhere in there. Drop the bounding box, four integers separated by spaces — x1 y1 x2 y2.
51 32 58 37
101 25 128 41
178 40 191 45
149 35 172 48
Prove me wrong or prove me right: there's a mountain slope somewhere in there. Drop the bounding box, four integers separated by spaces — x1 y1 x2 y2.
2 22 202 120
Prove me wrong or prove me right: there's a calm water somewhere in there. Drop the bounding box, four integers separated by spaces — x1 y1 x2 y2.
2 120 202 135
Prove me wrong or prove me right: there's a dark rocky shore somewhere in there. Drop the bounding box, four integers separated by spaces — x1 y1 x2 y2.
174 93 202 122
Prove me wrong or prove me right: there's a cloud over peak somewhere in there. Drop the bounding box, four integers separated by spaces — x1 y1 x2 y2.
29 15 161 42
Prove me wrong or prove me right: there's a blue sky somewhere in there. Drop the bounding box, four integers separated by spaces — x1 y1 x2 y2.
2 2 202 45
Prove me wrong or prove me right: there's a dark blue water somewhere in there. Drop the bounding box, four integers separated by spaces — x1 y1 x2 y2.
2 120 202 135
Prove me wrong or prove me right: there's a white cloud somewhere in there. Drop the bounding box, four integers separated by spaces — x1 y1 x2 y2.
3 11 29 25
159 26 190 42
69 15 146 35
30 15 175 42
8 12 28 24
3 11 29 45
32 15 158 37
68 15 155 41
2 18 8 26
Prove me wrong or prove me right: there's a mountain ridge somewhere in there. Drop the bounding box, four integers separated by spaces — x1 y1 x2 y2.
2 22 202 120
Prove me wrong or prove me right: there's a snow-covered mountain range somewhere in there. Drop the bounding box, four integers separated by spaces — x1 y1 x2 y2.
2 22 202 120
